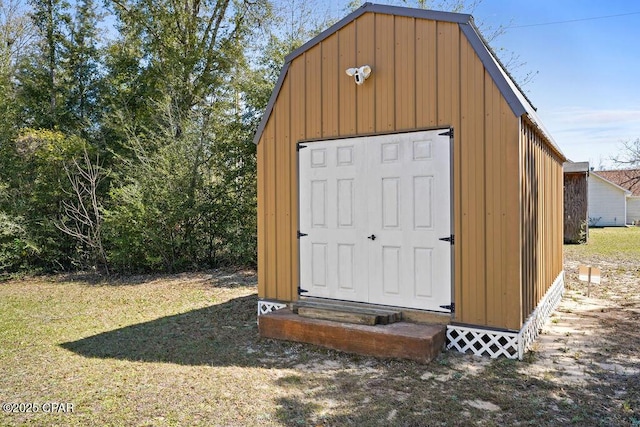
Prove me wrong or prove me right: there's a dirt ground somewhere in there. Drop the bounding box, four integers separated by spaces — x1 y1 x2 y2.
254 247 640 425
526 257 640 384
1 244 638 426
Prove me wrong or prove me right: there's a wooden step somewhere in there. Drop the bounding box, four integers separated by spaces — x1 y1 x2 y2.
259 308 446 364
293 300 402 325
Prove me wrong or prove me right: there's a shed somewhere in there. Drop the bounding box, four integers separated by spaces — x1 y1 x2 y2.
588 172 631 227
563 161 589 243
255 3 566 359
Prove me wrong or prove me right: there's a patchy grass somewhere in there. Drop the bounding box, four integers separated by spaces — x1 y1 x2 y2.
565 226 640 260
1 255 639 425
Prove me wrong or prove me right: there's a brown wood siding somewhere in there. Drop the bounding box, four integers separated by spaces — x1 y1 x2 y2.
375 14 396 131
257 12 554 330
564 172 588 243
305 45 322 139
356 12 376 134
274 74 292 302
520 117 564 323
459 27 486 326
415 19 437 128
395 16 416 129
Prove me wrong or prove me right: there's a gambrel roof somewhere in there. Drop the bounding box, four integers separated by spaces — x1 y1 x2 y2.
253 2 563 158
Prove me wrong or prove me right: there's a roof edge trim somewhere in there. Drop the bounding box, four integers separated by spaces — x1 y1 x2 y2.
252 61 290 145
459 23 527 117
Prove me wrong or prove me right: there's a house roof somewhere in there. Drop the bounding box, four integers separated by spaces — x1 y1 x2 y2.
253 2 564 160
595 169 640 196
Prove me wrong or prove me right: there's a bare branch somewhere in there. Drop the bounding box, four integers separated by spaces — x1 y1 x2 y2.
55 147 109 274
612 138 640 167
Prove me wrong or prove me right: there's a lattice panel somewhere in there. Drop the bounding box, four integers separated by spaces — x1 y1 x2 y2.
447 271 565 360
257 300 287 316
518 272 565 358
447 326 519 359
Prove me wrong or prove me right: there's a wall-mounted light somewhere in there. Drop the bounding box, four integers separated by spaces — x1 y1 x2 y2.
346 65 372 85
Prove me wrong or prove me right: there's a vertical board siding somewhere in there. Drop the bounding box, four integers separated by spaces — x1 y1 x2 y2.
305 45 323 139
257 12 561 331
503 91 522 329
520 118 564 322
415 19 437 128
322 36 339 137
356 12 376 134
289 58 306 302
395 16 416 130
338 24 357 135
375 14 396 131
256 128 266 298
262 118 277 299
459 32 486 326
274 77 292 301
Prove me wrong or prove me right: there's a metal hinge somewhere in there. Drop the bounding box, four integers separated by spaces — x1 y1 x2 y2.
298 286 308 295
439 129 453 138
439 234 454 244
297 231 308 238
297 144 307 151
439 303 455 312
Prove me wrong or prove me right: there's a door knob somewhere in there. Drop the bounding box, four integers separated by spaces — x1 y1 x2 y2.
367 234 376 241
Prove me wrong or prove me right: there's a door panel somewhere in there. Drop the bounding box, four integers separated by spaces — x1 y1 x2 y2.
299 130 451 312
299 139 368 300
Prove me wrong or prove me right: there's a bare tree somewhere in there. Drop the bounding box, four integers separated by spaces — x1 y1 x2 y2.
0 0 36 71
56 147 109 274
613 138 640 168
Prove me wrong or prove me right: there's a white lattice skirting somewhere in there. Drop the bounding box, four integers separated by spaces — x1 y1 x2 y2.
447 271 565 359
257 300 288 316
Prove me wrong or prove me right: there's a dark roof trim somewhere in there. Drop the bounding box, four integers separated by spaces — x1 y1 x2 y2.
459 23 526 117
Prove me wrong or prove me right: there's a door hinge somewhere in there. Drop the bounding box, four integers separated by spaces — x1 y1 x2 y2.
297 231 308 238
297 144 307 151
439 234 454 244
439 303 455 312
298 286 308 295
439 129 453 138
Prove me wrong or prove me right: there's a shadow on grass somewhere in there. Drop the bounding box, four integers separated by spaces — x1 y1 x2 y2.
61 294 267 367
59 284 639 425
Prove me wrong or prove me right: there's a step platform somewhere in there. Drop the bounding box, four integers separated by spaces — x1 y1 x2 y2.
293 299 403 325
259 307 446 364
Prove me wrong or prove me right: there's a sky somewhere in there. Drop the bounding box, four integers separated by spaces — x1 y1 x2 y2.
322 0 640 169
472 0 640 169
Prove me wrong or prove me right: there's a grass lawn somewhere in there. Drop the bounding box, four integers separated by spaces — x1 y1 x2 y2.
0 229 638 426
564 226 640 260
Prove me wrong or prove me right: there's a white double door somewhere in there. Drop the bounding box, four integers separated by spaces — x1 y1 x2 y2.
298 130 452 312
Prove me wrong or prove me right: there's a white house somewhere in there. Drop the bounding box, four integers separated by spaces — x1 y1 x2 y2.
595 169 640 225
588 172 631 226
629 197 640 225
